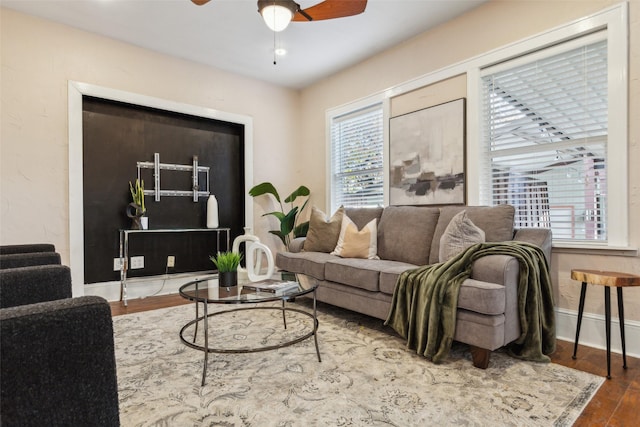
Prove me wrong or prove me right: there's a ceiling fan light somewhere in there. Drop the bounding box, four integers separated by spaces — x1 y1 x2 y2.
259 1 296 32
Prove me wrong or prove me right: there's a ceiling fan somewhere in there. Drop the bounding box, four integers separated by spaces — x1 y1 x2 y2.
191 0 368 32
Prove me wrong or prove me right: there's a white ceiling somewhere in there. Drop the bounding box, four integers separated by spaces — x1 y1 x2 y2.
2 0 486 89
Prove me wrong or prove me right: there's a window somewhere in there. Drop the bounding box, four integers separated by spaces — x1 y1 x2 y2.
330 103 384 209
480 33 609 243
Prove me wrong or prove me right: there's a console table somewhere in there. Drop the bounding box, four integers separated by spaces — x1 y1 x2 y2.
119 228 230 305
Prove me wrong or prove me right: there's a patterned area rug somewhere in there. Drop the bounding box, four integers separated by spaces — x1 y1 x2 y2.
113 300 603 426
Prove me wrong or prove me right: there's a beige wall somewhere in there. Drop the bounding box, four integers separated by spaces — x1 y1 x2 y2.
299 0 640 322
1 8 302 260
390 74 467 118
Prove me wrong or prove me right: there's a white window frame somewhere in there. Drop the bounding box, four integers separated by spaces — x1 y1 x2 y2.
326 94 390 213
467 3 628 249
480 32 609 243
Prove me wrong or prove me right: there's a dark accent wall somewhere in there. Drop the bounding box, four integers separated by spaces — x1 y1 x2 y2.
82 96 245 283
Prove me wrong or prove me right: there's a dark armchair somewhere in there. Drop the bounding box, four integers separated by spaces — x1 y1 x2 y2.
0 243 56 255
1 296 121 426
0 243 61 269
0 244 120 426
0 265 72 309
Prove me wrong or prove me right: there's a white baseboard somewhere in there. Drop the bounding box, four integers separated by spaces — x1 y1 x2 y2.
555 307 640 359
87 278 640 359
84 271 214 303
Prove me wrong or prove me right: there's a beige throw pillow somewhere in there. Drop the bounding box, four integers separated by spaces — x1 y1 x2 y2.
439 210 485 262
303 206 345 253
331 215 379 259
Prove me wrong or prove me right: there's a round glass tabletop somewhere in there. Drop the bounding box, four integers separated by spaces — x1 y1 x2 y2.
179 272 317 304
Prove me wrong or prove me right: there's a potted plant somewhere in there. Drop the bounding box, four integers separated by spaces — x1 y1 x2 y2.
127 179 147 229
249 182 310 250
210 251 243 287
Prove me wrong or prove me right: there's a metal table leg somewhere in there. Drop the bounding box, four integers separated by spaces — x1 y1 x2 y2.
202 300 209 387
313 288 321 362
572 282 587 359
605 286 611 379
617 287 627 370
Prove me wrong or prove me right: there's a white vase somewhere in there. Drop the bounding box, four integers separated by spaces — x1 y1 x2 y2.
246 241 274 282
206 195 219 228
140 216 149 230
232 227 260 281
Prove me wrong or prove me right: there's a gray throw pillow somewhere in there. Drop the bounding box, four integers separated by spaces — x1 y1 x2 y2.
439 210 485 262
303 206 344 253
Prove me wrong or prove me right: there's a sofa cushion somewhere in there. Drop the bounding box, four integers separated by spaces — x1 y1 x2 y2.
331 216 378 259
303 206 344 253
378 262 418 295
429 205 515 264
325 258 383 292
377 206 440 266
439 211 485 262
275 251 336 281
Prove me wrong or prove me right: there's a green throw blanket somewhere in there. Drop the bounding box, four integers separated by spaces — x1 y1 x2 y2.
384 241 556 364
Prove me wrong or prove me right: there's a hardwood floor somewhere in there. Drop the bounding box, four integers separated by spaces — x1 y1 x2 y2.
110 295 639 426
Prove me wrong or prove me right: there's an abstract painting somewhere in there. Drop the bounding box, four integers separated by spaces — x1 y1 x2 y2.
389 98 466 205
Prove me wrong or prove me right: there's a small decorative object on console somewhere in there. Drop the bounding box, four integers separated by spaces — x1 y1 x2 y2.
206 195 219 228
127 179 147 230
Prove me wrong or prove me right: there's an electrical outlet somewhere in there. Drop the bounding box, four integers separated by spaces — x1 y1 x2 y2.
113 258 123 271
167 256 175 268
130 256 144 269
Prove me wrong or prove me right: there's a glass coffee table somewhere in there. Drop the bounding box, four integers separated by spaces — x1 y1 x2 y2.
179 272 321 386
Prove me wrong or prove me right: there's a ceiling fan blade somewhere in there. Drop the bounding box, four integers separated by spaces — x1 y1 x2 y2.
191 0 211 5
292 0 367 22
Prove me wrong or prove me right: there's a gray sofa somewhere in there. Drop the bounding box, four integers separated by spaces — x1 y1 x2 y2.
276 205 552 368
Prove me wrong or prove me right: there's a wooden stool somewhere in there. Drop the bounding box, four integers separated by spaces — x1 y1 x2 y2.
571 269 640 379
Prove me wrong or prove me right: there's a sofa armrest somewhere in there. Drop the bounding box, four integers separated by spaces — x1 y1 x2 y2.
513 228 552 264
0 296 120 426
0 265 72 309
470 254 520 286
469 229 551 286
0 252 62 269
289 237 306 253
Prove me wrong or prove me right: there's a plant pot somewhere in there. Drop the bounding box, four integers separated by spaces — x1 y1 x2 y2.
219 271 238 288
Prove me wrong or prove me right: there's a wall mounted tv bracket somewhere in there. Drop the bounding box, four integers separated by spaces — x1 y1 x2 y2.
137 152 210 202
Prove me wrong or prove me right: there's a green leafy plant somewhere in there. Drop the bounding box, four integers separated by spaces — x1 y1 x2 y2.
209 251 243 273
249 182 310 249
129 179 146 213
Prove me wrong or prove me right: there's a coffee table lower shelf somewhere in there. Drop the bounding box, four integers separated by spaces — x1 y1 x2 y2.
180 303 322 386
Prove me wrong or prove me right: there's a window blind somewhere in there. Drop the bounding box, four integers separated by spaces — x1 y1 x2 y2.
330 104 384 208
481 37 608 241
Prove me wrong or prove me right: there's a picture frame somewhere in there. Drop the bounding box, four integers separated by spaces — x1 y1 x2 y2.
389 98 466 206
